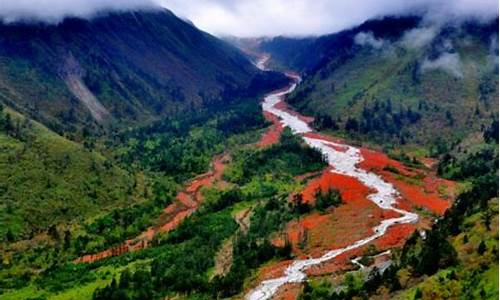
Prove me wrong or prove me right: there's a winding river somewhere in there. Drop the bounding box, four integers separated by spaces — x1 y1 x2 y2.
246 59 419 300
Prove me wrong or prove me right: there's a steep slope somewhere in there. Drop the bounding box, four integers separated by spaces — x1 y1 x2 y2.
0 9 285 134
0 105 140 240
259 16 499 148
259 16 420 73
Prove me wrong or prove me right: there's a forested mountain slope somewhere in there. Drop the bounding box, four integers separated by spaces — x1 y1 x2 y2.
0 104 141 250
0 8 289 298
0 9 286 135
259 16 498 148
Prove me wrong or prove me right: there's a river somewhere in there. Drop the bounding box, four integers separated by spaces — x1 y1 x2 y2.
246 58 419 300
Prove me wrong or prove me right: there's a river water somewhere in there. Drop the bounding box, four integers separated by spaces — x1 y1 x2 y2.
246 61 419 300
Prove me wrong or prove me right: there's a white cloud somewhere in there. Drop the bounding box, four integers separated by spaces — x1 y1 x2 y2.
159 0 498 37
354 32 386 49
421 52 464 77
401 27 439 49
0 0 156 23
0 0 497 37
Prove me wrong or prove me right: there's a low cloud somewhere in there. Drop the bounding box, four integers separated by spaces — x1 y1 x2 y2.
421 52 463 78
0 0 497 37
159 0 498 37
354 32 387 49
0 0 157 23
401 27 439 49
488 34 499 67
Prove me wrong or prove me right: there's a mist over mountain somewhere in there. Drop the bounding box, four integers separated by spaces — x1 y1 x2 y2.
161 0 498 37
257 15 498 146
1 0 497 37
0 0 157 23
0 8 286 134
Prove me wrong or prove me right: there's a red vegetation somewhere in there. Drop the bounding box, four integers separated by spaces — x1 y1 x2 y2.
374 223 417 249
256 260 294 282
261 137 454 287
306 247 363 277
258 112 284 147
275 284 303 300
274 171 385 257
75 155 228 264
358 148 453 215
393 179 451 215
301 170 373 204
358 148 412 176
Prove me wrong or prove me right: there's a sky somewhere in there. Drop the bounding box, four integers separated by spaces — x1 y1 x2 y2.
160 0 498 37
0 0 498 37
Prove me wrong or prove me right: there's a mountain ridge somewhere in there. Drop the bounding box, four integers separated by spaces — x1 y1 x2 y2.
255 16 498 148
0 9 287 135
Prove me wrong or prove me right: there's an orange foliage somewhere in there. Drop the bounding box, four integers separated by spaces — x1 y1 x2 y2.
301 170 373 204
358 148 453 215
75 156 227 264
374 224 416 249
258 112 284 147
275 284 303 300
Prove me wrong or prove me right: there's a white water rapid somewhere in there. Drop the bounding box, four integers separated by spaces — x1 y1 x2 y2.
247 62 418 300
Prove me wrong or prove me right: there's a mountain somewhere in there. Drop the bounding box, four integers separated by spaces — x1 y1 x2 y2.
0 9 497 300
0 9 286 135
259 16 420 73
259 16 499 149
0 9 290 297
252 15 498 300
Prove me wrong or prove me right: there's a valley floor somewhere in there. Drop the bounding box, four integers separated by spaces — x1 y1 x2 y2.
242 66 455 300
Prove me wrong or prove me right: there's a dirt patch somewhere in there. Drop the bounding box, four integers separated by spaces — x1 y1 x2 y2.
212 239 234 279
65 74 110 122
234 207 253 234
212 207 253 279
419 157 438 169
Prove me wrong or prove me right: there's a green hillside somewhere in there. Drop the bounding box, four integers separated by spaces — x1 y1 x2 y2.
261 17 499 150
0 56 288 298
0 9 287 136
0 105 141 241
